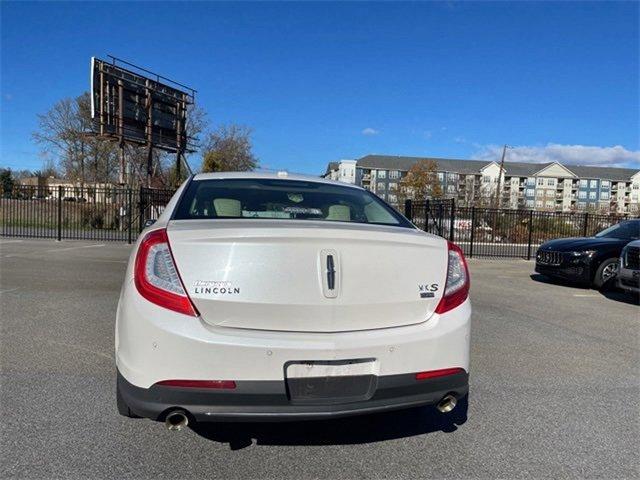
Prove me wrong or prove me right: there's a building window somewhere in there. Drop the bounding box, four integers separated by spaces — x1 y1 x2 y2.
537 178 544 186
526 200 534 207
577 202 586 210
448 173 458 182
546 190 554 197
378 170 386 179
590 180 597 188
545 201 554 208
601 180 610 188
388 182 398 191
633 184 639 190
526 188 535 196
600 192 610 200
580 179 588 187
438 172 444 181
578 191 586 199
589 191 596 200
482 176 490 183
535 200 543 208
536 190 544 197
377 182 386 191
389 170 400 179
447 185 455 193
387 194 397 203
527 178 535 186
547 178 556 186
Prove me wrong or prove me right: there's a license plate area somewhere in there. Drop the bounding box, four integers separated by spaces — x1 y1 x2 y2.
285 359 378 405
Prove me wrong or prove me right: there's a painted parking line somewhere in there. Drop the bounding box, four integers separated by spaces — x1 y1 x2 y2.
0 287 20 294
3 243 106 258
44 244 106 253
573 293 600 297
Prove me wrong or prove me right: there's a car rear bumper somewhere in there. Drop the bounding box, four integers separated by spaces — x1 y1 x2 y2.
117 369 469 422
617 268 640 294
116 279 471 387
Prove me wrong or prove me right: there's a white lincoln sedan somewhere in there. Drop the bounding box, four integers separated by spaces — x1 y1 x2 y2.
116 172 471 430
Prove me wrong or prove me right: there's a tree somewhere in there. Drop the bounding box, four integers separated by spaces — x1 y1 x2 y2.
398 160 443 201
0 168 15 195
201 124 258 173
32 92 119 184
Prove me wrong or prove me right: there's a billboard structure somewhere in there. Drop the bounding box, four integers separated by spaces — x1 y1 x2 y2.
90 56 197 185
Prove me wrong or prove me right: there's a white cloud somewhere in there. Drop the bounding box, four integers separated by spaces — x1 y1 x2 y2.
474 143 640 169
454 136 466 144
361 127 379 136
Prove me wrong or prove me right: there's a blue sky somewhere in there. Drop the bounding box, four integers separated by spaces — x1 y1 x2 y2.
1 1 639 174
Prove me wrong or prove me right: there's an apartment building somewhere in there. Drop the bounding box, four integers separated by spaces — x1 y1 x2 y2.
324 155 640 213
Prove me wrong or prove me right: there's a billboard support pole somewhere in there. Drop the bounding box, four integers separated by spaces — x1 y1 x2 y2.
145 81 154 187
175 100 183 185
117 80 125 185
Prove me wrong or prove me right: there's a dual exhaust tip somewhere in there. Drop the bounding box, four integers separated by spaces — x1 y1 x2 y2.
436 394 457 413
165 410 189 431
165 395 458 430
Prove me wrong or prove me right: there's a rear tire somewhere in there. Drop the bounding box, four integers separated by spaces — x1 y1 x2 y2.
593 258 619 289
117 382 140 418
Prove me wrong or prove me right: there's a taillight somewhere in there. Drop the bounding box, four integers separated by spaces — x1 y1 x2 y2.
434 241 470 314
134 228 198 317
415 367 466 380
155 379 236 389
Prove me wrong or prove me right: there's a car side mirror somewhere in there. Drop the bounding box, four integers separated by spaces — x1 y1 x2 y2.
143 219 156 228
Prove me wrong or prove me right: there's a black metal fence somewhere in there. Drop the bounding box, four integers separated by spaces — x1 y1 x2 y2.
0 185 175 243
405 199 636 259
1 187 635 256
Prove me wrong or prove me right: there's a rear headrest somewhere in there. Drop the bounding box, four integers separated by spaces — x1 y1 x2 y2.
213 198 242 217
326 205 351 222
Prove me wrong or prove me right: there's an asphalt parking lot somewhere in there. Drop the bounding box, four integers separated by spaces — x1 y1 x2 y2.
1 238 638 479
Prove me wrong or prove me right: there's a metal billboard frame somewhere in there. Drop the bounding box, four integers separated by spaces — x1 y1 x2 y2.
90 56 197 186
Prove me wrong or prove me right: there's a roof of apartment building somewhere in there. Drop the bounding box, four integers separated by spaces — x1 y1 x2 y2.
325 161 339 175
352 154 640 182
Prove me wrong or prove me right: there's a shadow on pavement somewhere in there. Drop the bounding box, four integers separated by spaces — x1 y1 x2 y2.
529 273 589 289
190 400 468 450
600 289 640 306
530 274 640 305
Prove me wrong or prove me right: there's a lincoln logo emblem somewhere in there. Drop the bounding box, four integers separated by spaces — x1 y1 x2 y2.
326 255 336 290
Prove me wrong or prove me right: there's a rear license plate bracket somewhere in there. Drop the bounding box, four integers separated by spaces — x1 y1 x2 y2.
284 359 378 405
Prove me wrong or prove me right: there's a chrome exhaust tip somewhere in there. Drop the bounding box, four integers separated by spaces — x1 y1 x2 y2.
436 394 457 413
165 410 189 431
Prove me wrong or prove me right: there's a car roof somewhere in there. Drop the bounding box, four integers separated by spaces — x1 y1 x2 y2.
192 171 363 189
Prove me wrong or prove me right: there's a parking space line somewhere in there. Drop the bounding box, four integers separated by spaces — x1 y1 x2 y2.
4 243 106 258
0 287 19 294
44 244 106 253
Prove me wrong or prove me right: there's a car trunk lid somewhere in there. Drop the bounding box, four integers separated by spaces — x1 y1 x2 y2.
167 220 447 333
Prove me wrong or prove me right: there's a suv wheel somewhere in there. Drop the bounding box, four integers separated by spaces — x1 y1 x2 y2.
593 258 619 289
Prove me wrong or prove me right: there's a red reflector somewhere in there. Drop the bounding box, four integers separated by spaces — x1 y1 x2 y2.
415 368 465 381
155 380 236 389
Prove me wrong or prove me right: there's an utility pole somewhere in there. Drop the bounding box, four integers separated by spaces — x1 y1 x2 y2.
494 144 509 208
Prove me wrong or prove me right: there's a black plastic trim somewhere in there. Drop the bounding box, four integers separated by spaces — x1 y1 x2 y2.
117 369 469 423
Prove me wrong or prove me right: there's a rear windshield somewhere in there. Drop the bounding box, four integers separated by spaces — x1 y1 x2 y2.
173 178 412 228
